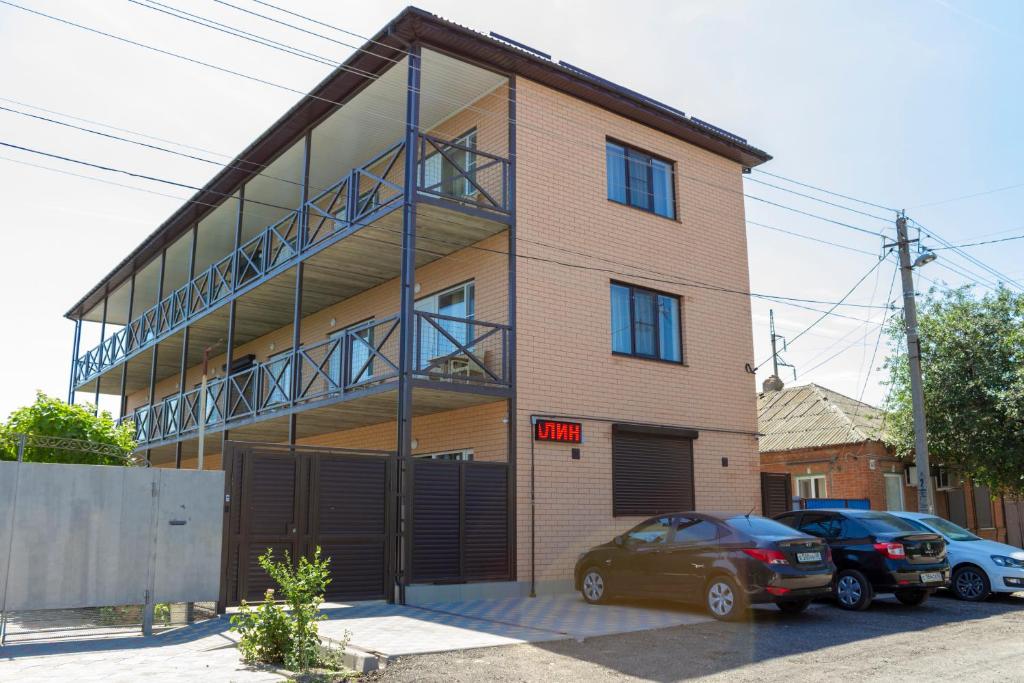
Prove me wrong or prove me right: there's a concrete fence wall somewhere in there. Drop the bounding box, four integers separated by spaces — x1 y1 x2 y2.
0 462 223 613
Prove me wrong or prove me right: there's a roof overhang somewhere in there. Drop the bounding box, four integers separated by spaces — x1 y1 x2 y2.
66 5 771 320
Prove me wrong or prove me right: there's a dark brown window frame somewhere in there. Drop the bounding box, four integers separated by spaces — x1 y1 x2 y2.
605 137 678 220
610 280 684 364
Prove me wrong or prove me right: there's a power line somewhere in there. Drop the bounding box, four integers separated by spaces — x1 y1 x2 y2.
746 220 880 256
743 176 893 223
1 0 890 241
0 143 889 314
931 233 1024 250
751 254 892 371
751 168 897 212
909 180 1024 209
913 218 1024 291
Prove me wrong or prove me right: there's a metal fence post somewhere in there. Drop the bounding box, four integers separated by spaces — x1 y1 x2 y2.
16 433 26 462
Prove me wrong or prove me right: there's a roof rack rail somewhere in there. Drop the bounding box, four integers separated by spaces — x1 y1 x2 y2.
488 32 552 60
689 117 747 144
558 61 686 119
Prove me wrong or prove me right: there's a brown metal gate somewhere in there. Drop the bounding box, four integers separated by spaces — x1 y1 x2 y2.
761 472 791 518
409 459 512 584
221 442 394 606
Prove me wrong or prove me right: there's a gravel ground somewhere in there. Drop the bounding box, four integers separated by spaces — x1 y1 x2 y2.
368 592 1024 682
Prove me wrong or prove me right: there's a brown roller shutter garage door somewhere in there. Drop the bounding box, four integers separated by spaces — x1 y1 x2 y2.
612 424 697 517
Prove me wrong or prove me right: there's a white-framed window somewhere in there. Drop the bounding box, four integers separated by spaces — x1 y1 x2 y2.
414 449 474 461
415 281 475 366
328 321 375 388
422 130 477 199
884 473 905 511
795 474 827 499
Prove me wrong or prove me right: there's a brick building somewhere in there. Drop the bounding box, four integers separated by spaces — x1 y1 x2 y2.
65 7 772 604
758 380 1010 542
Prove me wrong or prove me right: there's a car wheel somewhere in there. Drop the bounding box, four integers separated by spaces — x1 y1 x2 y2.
894 588 930 606
705 576 747 622
952 565 991 602
581 567 609 604
833 569 873 611
776 599 811 614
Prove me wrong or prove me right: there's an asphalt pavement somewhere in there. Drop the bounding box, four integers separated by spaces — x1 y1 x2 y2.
369 591 1024 682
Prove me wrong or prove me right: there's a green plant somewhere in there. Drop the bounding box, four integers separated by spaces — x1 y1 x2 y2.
232 589 292 665
230 547 333 672
0 392 136 464
154 602 171 625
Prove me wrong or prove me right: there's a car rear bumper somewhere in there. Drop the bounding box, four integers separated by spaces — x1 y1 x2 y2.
876 565 951 591
747 569 834 604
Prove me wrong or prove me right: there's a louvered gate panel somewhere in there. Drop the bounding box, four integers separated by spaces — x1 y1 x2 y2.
240 453 302 601
314 456 388 601
411 461 461 582
463 463 510 580
612 431 694 517
761 472 792 518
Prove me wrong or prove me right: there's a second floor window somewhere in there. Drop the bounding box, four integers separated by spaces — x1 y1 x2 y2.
611 283 682 362
606 140 675 219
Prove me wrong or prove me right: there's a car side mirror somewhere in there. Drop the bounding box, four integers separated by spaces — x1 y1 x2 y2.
614 535 624 547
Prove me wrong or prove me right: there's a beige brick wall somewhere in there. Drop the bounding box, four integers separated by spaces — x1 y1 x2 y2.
513 77 760 583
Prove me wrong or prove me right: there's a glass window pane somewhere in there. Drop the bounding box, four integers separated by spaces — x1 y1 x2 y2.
626 150 651 210
606 142 626 203
610 284 632 353
652 159 674 218
633 290 656 356
657 295 681 361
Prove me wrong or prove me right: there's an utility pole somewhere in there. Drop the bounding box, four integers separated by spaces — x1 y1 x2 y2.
768 310 796 381
895 211 934 513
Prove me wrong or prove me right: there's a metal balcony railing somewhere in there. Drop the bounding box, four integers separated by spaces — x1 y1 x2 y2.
74 132 511 388
118 310 510 448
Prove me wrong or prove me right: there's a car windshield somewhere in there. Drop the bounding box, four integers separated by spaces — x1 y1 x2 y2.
913 516 981 541
725 515 803 537
855 512 919 534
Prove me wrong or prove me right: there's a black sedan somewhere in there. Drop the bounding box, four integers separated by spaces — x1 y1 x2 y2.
574 512 834 620
774 509 950 610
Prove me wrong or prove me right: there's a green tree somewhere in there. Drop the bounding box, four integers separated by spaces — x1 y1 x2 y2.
882 286 1024 495
0 392 137 465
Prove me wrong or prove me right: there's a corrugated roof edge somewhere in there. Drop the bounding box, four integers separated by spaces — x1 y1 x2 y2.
65 5 771 320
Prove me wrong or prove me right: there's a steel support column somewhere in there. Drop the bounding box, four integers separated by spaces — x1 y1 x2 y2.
93 296 109 414
67 319 82 404
505 75 518 582
288 133 312 445
176 225 198 468
219 191 245 457
144 251 167 464
394 44 421 605
118 273 137 419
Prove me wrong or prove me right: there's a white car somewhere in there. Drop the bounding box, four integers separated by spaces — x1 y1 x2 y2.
891 511 1024 601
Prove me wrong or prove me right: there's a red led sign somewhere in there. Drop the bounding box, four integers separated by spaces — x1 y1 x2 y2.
534 420 582 443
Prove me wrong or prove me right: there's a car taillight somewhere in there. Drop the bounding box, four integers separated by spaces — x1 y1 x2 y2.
824 546 833 563
873 542 906 560
742 548 789 565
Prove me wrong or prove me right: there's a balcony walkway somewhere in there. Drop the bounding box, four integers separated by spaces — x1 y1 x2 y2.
74 132 511 394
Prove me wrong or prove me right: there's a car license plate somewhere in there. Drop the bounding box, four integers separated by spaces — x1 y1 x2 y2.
797 551 821 563
921 572 943 583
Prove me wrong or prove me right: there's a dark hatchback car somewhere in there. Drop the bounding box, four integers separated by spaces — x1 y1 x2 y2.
574 512 834 621
774 509 950 610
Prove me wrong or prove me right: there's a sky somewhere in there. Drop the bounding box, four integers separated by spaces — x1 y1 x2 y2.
0 0 1022 420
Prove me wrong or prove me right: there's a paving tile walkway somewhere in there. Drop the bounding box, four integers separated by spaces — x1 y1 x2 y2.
320 595 712 657
0 594 713 680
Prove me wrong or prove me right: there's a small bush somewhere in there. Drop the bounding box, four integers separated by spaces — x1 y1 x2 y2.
232 589 292 665
230 547 332 672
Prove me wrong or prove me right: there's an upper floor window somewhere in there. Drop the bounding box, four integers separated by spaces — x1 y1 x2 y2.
606 140 675 219
423 130 477 200
610 283 682 362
